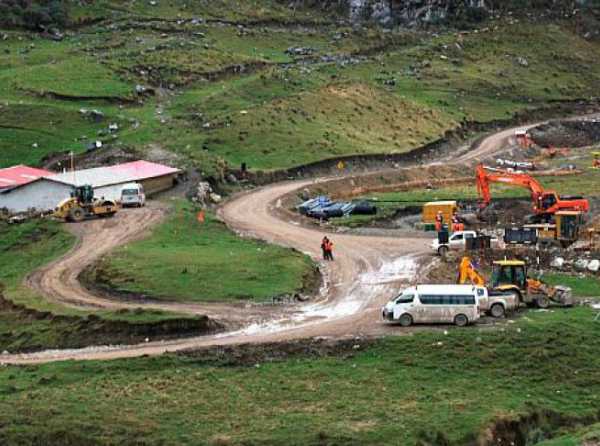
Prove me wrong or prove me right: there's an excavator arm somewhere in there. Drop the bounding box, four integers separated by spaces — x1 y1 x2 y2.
476 164 545 209
475 164 589 216
457 256 485 286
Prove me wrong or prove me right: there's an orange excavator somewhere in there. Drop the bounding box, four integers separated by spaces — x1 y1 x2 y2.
476 164 589 222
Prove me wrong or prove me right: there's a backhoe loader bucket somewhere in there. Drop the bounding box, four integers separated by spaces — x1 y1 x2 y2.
552 286 573 307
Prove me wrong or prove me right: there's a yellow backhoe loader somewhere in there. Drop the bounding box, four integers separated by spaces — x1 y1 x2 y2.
458 257 573 309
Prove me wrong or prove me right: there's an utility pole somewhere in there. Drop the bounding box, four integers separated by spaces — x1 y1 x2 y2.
70 151 76 184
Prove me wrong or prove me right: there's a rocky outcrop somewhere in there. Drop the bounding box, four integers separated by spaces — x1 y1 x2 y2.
288 0 599 27
351 0 486 26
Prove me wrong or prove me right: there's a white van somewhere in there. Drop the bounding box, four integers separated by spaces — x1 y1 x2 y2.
382 284 483 327
120 183 146 207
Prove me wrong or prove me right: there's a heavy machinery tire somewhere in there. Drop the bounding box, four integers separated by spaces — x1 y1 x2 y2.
490 303 505 318
69 207 85 223
536 296 550 309
454 314 469 327
438 246 449 257
506 290 523 308
399 314 413 327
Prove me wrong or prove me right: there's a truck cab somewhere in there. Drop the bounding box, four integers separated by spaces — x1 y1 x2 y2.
432 230 500 256
431 231 476 256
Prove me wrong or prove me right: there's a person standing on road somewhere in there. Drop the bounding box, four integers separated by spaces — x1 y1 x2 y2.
321 236 330 261
435 211 444 232
325 238 334 261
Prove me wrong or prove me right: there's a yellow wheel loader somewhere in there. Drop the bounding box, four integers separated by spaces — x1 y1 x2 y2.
490 259 573 308
54 185 118 223
458 257 573 309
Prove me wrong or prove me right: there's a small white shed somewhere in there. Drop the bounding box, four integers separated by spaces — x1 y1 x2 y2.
0 178 73 213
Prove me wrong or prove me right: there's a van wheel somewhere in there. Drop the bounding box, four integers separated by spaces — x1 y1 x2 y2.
454 314 468 327
399 314 413 327
490 303 505 318
438 246 449 257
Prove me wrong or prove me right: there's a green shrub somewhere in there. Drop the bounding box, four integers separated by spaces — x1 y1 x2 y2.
0 0 68 30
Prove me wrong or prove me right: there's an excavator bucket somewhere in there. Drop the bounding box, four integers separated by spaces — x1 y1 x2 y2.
552 286 573 306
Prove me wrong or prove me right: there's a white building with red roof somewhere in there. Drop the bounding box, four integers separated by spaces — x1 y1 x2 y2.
0 165 53 191
0 161 181 214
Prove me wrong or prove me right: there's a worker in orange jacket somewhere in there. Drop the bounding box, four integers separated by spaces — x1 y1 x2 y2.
451 211 463 232
326 239 334 261
321 236 334 261
435 211 444 232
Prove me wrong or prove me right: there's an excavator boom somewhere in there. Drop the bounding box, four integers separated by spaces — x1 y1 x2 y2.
457 257 485 286
475 164 589 217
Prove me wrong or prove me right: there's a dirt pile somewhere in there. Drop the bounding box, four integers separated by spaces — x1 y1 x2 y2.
0 289 222 354
529 119 600 148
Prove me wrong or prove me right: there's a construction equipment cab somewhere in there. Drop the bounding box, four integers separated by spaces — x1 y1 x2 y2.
491 260 573 308
54 185 118 222
525 211 584 248
457 256 519 317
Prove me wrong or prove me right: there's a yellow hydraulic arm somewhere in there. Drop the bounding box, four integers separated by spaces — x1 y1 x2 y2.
457 257 485 286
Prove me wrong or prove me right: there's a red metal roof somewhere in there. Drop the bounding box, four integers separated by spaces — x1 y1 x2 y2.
47 160 182 188
0 165 53 190
106 160 180 179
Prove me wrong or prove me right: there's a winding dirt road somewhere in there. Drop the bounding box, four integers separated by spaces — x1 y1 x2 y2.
0 118 550 365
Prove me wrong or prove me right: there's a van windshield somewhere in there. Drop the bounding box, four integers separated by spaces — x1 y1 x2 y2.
122 189 138 196
396 295 414 304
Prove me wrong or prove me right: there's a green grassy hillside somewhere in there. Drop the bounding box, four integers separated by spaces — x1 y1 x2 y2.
1 4 600 174
1 303 599 445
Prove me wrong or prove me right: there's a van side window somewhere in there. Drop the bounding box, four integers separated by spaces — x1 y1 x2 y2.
477 289 485 296
420 295 440 305
420 295 475 305
396 295 414 304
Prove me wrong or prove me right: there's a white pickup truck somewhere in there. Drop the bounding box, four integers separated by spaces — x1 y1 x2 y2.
478 287 520 318
431 231 500 256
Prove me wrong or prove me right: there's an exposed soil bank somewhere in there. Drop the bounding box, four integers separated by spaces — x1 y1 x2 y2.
236 99 600 185
177 336 376 366
475 409 600 446
0 292 222 354
417 409 600 445
530 119 600 148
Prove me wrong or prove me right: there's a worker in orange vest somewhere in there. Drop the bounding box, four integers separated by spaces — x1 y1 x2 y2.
321 236 334 261
435 211 444 232
321 236 329 261
325 238 334 261
451 211 462 232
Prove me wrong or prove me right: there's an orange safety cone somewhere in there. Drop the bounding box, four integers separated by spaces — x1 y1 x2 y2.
197 210 205 223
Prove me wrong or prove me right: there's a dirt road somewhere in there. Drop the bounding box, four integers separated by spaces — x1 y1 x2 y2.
0 119 542 364
1 179 429 364
25 203 277 324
